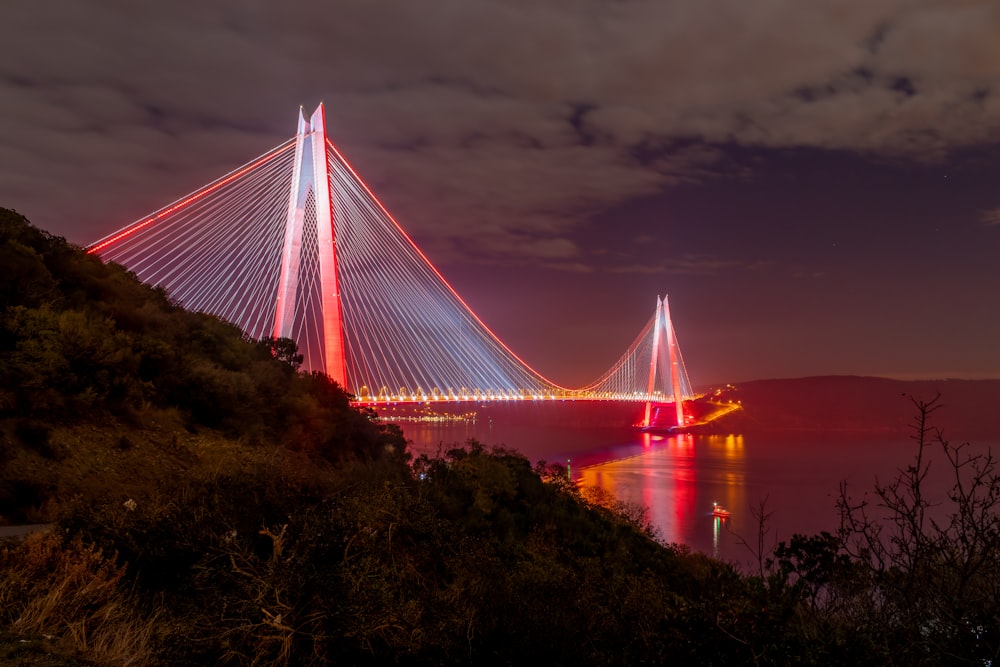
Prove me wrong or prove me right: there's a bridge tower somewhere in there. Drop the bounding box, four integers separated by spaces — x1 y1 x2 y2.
643 295 687 429
273 104 348 386
663 295 686 428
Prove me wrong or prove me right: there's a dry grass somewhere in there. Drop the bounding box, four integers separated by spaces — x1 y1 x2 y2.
0 532 158 666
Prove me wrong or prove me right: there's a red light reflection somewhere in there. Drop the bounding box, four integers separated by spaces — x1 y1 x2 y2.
578 433 747 552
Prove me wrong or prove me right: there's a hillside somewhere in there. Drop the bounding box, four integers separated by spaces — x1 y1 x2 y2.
4 208 1000 666
0 212 760 664
704 375 1000 439
0 207 405 524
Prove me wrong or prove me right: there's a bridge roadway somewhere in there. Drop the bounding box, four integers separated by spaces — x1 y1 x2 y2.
351 394 742 430
351 392 688 406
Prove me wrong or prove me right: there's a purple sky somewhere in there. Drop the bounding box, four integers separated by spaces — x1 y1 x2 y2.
2 1 999 386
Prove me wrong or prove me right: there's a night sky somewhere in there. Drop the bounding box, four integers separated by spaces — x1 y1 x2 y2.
3 1 999 387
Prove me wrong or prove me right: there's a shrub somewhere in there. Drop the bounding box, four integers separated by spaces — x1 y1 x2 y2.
0 532 157 666
14 420 57 460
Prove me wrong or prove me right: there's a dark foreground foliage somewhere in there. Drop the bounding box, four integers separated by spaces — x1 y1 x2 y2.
48 445 764 666
3 209 1000 665
0 208 391 464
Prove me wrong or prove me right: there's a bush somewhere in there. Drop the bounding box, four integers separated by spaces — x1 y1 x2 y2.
14 420 57 460
0 532 157 665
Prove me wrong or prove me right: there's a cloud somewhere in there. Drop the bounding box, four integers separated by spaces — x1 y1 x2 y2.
981 208 1000 226
2 0 1000 268
608 253 771 277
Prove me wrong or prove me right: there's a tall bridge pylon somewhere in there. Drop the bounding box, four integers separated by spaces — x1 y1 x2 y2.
273 105 347 387
87 104 697 407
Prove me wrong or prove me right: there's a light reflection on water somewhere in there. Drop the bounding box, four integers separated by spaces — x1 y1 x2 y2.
577 433 750 562
387 402 990 568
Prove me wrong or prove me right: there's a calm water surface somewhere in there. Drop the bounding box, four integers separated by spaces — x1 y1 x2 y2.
386 402 991 568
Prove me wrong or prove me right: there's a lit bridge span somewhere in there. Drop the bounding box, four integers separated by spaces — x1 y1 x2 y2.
88 105 696 426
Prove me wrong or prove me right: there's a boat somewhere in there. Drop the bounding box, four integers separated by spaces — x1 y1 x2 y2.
712 502 731 518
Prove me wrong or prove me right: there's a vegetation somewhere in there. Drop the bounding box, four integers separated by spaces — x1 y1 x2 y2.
2 208 999 665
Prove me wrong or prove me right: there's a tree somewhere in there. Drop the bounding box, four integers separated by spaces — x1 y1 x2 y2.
258 336 304 370
833 394 1000 664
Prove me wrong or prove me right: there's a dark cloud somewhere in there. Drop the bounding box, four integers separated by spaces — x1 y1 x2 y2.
5 0 1000 255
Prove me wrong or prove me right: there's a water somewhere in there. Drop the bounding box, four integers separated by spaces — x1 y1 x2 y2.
384 401 993 568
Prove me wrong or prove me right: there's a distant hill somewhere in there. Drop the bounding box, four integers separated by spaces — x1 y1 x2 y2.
705 376 1000 439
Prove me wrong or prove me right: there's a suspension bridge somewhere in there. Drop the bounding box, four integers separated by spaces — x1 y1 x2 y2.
88 105 706 429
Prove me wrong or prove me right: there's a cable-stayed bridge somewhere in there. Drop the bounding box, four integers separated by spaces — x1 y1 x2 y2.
88 105 698 427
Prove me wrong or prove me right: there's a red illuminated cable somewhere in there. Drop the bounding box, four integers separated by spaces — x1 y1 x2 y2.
88 141 296 254
326 139 571 392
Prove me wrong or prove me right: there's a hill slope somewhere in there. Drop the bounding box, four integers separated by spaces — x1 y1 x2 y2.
0 211 756 665
1 208 412 518
706 375 1000 438
4 208 1000 666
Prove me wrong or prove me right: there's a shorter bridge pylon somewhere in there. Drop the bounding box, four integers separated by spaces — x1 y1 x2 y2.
577 293 694 413
641 295 688 428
